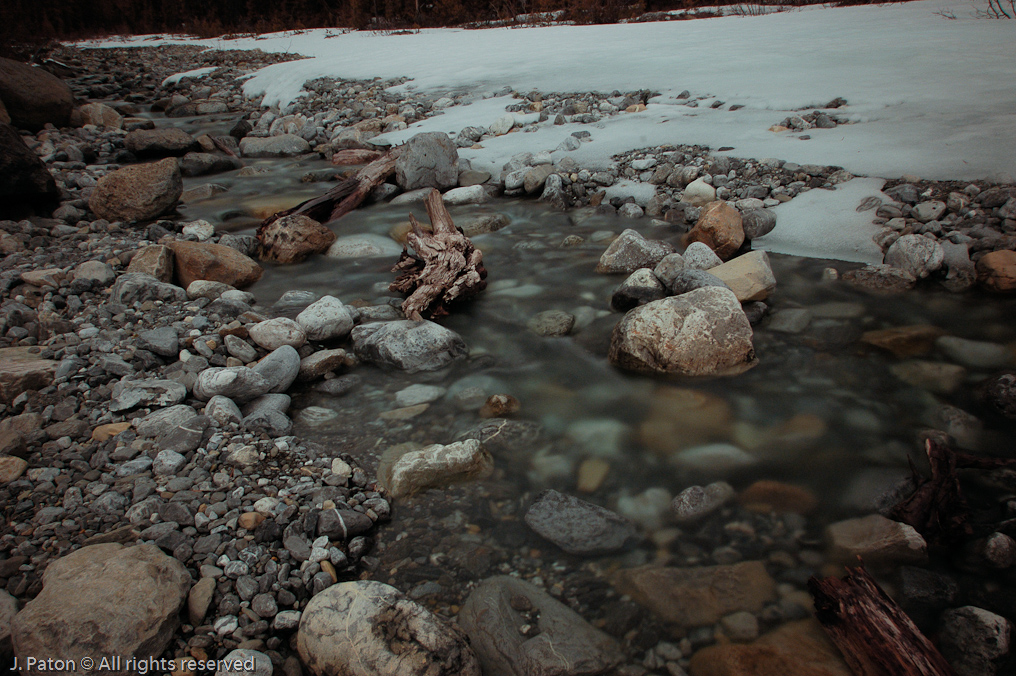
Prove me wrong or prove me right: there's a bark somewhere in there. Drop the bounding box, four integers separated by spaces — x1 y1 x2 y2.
389 188 487 320
809 564 956 676
256 146 402 242
331 148 384 165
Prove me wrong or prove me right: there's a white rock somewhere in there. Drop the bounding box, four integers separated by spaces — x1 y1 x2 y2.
296 296 354 342
442 185 489 205
884 234 944 279
380 439 493 499
182 219 215 241
249 317 306 350
326 233 403 258
681 177 717 206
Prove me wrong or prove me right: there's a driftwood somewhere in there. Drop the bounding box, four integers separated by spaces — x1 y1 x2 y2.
889 437 1016 545
211 135 239 158
257 146 403 240
389 189 486 320
809 564 956 676
331 148 384 165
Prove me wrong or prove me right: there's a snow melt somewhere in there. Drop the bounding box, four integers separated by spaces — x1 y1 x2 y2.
161 66 217 88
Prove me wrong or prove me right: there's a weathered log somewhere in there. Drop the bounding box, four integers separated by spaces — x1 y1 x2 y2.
390 188 486 320
210 135 239 158
809 564 956 676
889 437 1016 545
256 146 402 243
331 148 384 165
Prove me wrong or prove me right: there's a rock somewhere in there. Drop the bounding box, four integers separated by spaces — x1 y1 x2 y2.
459 576 624 676
298 349 352 381
842 264 917 294
825 514 928 568
595 228 675 274
317 508 374 541
611 268 667 312
0 353 57 404
524 165 554 194
680 176 716 206
73 260 115 287
0 57 74 131
706 250 777 302
673 443 758 473
0 123 59 216
134 404 197 438
243 409 293 437
671 482 735 524
125 128 196 157
860 325 943 358
326 233 403 258
352 320 467 373
297 580 480 676
462 213 510 236
109 378 187 412
939 241 976 292
0 456 28 483
11 543 190 673
252 345 301 393
193 367 271 403
216 649 273 676
442 185 489 205
0 588 16 655
71 102 123 129
664 269 730 296
524 489 637 556
166 240 262 289
936 336 1011 370
884 234 944 279
205 396 242 426
639 387 733 455
249 318 307 350
378 439 493 498
976 250 1016 292
257 214 336 264
239 134 310 157
683 242 724 270
526 310 575 337
89 158 182 223
187 279 231 300
110 273 186 305
913 200 947 222
138 327 179 357
395 132 459 191
740 209 777 239
891 360 967 394
609 288 757 376
296 296 354 341
652 253 686 288
127 245 174 282
738 480 818 514
685 201 744 260
939 606 1012 676
688 619 852 676
612 561 776 627
489 114 515 136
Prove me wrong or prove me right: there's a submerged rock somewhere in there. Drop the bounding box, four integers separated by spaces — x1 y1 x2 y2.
379 439 493 498
524 489 637 556
352 320 467 373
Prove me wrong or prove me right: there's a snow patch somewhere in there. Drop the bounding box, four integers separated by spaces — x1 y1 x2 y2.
161 66 218 87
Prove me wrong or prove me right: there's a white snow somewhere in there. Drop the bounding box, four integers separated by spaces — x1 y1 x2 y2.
87 0 1016 183
161 66 217 87
754 177 887 264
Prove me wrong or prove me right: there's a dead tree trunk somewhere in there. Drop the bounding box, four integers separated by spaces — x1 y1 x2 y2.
256 146 403 241
331 148 384 165
809 564 956 676
389 189 486 320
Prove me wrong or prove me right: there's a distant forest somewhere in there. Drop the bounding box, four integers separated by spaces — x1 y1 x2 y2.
1 0 883 58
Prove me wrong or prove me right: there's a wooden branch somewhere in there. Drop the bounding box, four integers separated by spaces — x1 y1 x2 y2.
809 564 956 676
211 135 239 158
889 438 1016 545
256 146 403 241
331 148 384 165
390 189 487 320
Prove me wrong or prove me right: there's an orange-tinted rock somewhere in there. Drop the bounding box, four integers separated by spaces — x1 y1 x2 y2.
639 387 733 456
0 57 73 131
977 250 1016 292
127 244 174 283
738 480 819 515
258 214 336 264
860 325 944 358
89 158 182 223
167 240 262 289
688 620 851 676
685 201 744 260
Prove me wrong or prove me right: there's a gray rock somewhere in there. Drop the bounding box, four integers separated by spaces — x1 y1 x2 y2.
740 209 777 239
618 202 644 219
395 132 459 191
462 214 510 236
609 288 757 376
539 174 569 210
351 320 467 373
205 395 242 426
73 260 115 287
683 241 724 270
109 273 186 305
135 404 197 438
664 268 730 296
239 134 310 157
317 508 374 541
125 128 196 157
326 233 403 258
215 649 273 676
193 367 271 403
652 253 686 289
252 345 301 393
297 581 480 676
379 439 493 499
524 489 637 556
671 482 735 524
526 310 575 337
596 229 675 274
611 268 667 312
138 327 179 357
242 409 293 437
885 234 944 279
913 200 947 223
248 317 307 350
224 334 258 363
153 449 187 475
939 606 1012 676
109 378 187 412
458 576 624 676
936 336 1012 370
156 415 210 454
296 296 354 342
242 393 291 417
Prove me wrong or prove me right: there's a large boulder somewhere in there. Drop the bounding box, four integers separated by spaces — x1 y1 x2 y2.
125 128 197 157
395 132 459 191
458 576 624 676
166 240 262 289
378 439 493 498
11 543 190 675
297 580 480 676
88 158 182 223
70 102 123 129
685 200 744 260
258 214 336 264
0 57 73 131
0 123 58 216
977 250 1016 292
0 349 57 404
609 287 757 376
351 320 467 373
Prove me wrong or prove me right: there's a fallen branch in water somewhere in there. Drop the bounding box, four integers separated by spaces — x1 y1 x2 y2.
390 189 486 320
